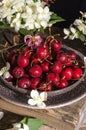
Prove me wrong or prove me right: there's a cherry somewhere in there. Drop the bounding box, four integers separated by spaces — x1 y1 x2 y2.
65 56 72 66
31 55 41 64
36 46 49 60
51 40 62 52
53 73 60 85
41 61 49 72
38 82 52 91
23 74 30 78
10 53 18 67
13 66 25 78
30 77 40 89
61 67 73 80
4 49 18 62
58 79 68 88
22 47 32 58
46 72 60 85
68 51 76 60
18 77 31 88
51 61 62 73
57 53 67 64
72 68 83 80
17 55 29 68
29 65 42 77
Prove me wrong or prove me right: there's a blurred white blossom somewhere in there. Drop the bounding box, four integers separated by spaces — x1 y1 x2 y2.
13 123 29 130
64 11 86 45
28 90 47 108
0 0 53 32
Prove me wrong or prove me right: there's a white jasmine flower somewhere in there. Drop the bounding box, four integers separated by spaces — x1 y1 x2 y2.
12 2 24 12
2 0 12 7
63 11 86 44
14 123 29 130
77 24 86 35
28 90 47 108
63 28 70 39
0 8 12 19
80 11 86 18
11 13 21 31
0 0 62 33
74 19 82 26
3 71 12 79
40 20 48 28
70 27 76 34
0 62 10 76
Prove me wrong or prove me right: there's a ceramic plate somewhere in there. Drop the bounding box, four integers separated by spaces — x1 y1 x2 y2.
0 44 86 109
0 76 86 109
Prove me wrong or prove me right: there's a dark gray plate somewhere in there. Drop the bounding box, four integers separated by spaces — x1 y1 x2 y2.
0 76 86 109
0 44 86 109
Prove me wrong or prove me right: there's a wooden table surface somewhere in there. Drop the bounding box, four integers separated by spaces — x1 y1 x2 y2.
0 28 86 130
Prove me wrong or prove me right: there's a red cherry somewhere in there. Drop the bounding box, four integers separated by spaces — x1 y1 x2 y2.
17 55 29 68
65 56 72 66
29 65 42 77
68 51 76 60
22 47 32 58
46 72 55 82
30 77 40 89
61 67 73 80
4 49 18 62
10 53 18 67
72 68 83 80
58 79 68 88
36 47 49 60
51 61 62 73
13 67 25 78
31 55 41 64
57 53 67 64
38 82 52 91
18 77 31 88
53 74 60 85
41 61 49 72
46 72 60 84
51 40 62 52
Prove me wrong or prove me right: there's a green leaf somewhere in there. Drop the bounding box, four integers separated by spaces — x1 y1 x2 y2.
19 28 37 35
40 26 45 34
33 0 38 2
19 28 30 35
27 118 44 130
49 13 65 24
20 117 45 130
0 23 10 29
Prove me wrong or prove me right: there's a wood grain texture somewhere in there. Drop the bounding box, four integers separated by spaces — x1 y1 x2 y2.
0 97 86 130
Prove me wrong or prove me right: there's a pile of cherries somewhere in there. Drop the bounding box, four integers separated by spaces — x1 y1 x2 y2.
3 36 83 92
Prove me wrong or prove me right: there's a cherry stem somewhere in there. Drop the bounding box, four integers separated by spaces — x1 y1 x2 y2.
45 59 53 65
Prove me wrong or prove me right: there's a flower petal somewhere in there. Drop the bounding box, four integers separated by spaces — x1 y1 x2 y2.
70 27 76 34
23 124 29 130
13 123 21 130
37 102 46 108
28 99 37 106
63 28 70 35
30 90 39 99
40 92 47 101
